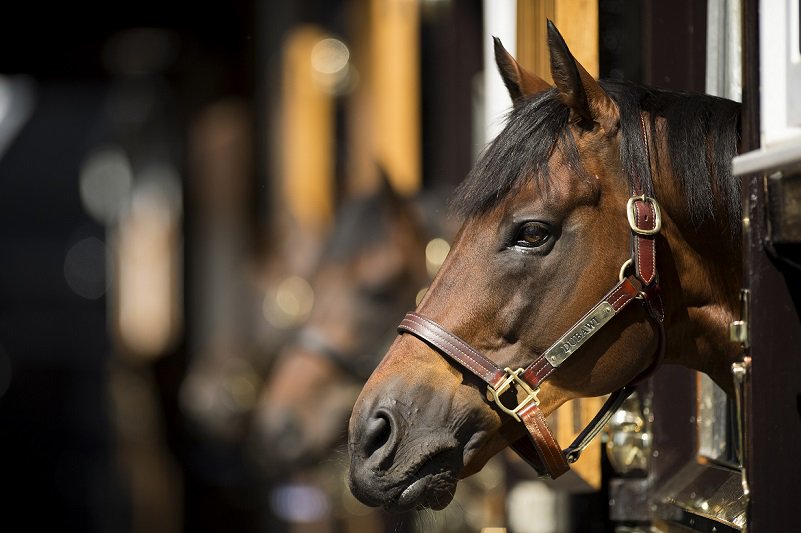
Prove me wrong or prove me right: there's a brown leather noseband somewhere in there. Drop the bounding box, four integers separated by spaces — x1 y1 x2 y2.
396 119 666 478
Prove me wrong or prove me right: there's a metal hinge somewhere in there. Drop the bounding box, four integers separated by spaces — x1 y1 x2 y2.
729 288 750 348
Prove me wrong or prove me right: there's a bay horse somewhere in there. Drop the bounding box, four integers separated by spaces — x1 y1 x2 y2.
248 177 448 474
348 21 742 512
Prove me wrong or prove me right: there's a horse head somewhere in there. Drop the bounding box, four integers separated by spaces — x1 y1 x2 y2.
348 22 743 512
248 175 443 474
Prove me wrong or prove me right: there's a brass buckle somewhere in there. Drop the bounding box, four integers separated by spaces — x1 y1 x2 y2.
487 367 540 422
626 195 662 235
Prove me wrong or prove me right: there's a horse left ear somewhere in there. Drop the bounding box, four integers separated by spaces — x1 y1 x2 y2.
547 20 619 134
494 37 552 103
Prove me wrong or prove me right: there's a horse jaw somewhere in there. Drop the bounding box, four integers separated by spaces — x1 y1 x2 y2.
657 233 742 396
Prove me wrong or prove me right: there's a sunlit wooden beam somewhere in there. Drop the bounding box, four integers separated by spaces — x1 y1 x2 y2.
517 0 599 81
280 26 335 234
369 0 420 196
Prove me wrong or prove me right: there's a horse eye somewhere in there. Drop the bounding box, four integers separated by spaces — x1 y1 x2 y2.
514 222 551 248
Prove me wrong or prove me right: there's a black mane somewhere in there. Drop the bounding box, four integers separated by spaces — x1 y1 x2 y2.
452 80 742 236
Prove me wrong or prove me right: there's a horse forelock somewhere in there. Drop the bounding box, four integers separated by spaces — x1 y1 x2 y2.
451 80 742 239
451 89 578 218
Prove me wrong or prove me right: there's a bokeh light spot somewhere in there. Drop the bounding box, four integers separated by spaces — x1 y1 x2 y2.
79 146 132 224
63 237 110 300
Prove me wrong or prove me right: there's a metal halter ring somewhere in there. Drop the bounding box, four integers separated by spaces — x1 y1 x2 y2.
626 195 662 235
487 367 540 422
619 258 633 282
618 259 648 299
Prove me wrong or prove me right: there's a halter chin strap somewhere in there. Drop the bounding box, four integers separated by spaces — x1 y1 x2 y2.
396 119 666 479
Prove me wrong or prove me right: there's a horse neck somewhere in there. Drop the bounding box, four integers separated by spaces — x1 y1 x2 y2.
651 145 742 394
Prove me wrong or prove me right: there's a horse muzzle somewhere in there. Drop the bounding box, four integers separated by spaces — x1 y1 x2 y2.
347 392 463 511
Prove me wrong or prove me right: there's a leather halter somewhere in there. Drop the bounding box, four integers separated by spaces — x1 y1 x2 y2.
396 117 666 479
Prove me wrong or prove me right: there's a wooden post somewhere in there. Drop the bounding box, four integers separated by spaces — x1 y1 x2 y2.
369 0 421 196
280 26 336 236
517 0 599 81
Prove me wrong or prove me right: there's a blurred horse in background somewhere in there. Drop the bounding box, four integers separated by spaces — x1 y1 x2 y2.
247 176 450 474
180 171 459 530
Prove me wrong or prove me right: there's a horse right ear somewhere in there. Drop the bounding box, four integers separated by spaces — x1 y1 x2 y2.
494 37 552 103
547 20 618 134
376 165 402 204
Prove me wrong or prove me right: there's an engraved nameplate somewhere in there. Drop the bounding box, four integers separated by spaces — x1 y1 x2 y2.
542 302 615 367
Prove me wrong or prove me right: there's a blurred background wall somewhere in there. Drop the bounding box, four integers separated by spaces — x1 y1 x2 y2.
0 1 481 531
0 2 254 531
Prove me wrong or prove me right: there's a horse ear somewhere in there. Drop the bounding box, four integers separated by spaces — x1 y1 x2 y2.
494 37 552 103
376 165 402 204
546 20 618 134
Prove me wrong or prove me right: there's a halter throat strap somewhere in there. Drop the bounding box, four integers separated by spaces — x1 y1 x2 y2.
396 119 665 479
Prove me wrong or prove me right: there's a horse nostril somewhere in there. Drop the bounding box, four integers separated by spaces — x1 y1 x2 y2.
363 409 393 460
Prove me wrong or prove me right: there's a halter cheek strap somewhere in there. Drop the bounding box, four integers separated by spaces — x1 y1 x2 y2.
396 119 666 479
